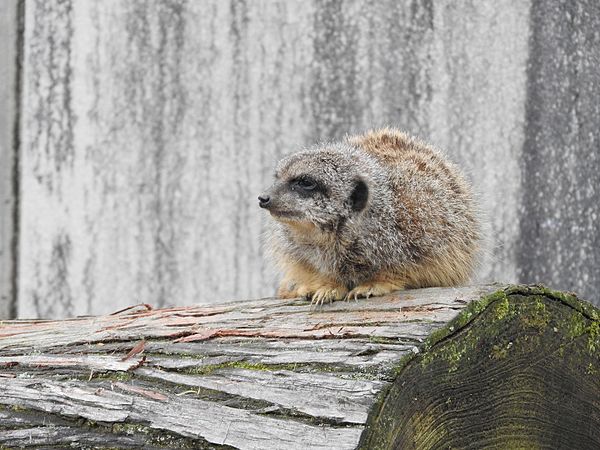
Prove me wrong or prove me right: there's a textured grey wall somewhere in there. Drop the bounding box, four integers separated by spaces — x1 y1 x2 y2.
6 0 599 318
518 0 600 302
0 0 20 319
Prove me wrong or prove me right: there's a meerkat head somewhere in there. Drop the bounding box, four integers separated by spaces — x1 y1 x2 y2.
258 144 370 232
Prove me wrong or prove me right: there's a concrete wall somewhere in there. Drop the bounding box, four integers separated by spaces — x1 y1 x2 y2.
2 0 598 317
518 0 600 303
0 0 20 319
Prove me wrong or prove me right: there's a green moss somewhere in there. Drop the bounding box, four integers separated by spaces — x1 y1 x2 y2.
490 341 513 360
90 371 134 382
569 310 588 338
586 362 598 376
182 359 380 380
8 404 27 413
368 336 402 345
111 423 149 434
108 421 223 448
495 296 510 321
360 284 600 449
506 284 600 322
183 361 273 375
392 286 600 382
420 289 544 371
588 321 600 353
422 289 509 353
445 341 468 373
520 296 550 330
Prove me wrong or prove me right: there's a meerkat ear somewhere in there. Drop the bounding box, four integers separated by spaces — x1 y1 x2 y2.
350 179 369 212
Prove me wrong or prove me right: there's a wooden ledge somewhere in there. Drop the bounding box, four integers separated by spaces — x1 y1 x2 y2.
0 284 598 449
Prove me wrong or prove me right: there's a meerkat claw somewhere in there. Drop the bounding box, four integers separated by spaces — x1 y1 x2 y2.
310 287 347 309
347 285 376 301
310 293 323 309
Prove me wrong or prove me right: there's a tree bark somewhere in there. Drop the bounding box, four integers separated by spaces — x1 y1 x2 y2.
0 284 598 449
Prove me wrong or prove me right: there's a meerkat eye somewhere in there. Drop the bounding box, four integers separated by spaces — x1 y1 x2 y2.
291 177 317 192
297 178 316 190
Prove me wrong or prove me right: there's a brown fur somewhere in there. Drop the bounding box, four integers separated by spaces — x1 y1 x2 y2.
261 128 482 306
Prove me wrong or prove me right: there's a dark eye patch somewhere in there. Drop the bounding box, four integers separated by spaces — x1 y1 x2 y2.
289 176 326 195
297 178 316 190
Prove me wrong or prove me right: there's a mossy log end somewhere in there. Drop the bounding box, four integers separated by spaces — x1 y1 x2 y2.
0 284 598 449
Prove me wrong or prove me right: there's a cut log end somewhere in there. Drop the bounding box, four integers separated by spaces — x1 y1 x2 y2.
0 284 598 449
359 286 600 449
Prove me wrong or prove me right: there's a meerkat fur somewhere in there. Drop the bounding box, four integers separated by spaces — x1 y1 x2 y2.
258 127 482 306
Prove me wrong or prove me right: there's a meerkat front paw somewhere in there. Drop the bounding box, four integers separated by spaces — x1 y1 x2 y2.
309 286 348 307
346 281 404 301
280 281 347 306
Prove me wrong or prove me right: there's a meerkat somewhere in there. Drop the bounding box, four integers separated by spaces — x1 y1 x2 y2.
258 127 482 306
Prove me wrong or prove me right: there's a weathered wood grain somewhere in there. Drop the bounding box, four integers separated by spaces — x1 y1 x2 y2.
0 0 21 319
2 285 487 351
18 1 548 318
518 0 600 299
0 285 494 448
19 0 315 318
1 284 599 449
428 1 530 284
0 378 365 450
135 367 383 424
0 425 146 449
360 286 600 449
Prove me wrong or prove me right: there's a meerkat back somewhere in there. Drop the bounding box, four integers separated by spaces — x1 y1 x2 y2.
348 128 482 288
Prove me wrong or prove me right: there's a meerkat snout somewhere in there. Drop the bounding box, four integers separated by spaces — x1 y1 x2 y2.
258 194 271 208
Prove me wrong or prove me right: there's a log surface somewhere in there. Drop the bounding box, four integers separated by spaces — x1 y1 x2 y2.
0 285 493 449
1 284 599 449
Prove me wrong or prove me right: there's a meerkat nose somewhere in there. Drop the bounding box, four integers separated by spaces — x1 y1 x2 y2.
258 194 271 208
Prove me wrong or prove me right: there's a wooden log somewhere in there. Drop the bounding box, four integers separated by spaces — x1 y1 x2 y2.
0 284 598 449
